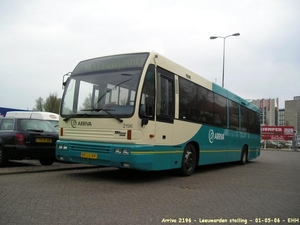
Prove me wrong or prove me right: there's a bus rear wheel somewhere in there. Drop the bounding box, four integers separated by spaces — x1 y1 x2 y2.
240 146 248 165
180 144 197 176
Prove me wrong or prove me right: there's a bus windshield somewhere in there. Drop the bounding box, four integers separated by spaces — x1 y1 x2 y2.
61 53 149 118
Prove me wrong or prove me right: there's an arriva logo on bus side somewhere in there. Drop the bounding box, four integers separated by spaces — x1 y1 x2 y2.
70 119 92 128
208 129 225 143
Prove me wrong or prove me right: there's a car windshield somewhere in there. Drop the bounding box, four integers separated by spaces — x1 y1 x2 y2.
48 120 59 131
61 53 149 118
19 119 57 132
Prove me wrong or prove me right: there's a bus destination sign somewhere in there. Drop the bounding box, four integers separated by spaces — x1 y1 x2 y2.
73 53 149 74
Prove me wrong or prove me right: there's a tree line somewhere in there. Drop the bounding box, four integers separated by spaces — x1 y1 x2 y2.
33 93 61 114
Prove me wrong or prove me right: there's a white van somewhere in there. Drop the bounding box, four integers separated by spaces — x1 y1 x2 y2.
5 111 59 130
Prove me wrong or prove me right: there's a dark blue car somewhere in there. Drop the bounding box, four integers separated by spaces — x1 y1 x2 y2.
0 117 58 167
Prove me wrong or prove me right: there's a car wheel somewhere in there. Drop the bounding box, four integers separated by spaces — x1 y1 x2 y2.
0 147 9 167
179 143 197 176
39 158 54 166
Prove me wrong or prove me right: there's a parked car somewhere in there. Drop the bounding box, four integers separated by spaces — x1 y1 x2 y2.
261 140 282 149
0 117 58 167
281 141 292 148
5 111 59 132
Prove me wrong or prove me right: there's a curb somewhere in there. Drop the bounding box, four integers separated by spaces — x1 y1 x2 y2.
0 162 99 176
261 148 299 152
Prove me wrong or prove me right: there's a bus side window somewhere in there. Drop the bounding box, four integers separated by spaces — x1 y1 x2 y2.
139 64 155 119
229 100 239 130
156 67 174 123
159 76 173 115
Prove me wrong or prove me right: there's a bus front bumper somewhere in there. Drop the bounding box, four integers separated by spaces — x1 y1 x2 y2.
55 140 154 171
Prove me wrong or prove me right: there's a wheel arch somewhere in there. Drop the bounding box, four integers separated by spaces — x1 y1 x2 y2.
243 144 249 154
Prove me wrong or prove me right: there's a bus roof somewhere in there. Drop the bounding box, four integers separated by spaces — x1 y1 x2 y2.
147 51 259 112
70 51 259 113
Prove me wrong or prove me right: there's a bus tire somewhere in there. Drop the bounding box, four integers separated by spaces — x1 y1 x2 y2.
180 143 197 176
240 146 248 165
0 147 9 167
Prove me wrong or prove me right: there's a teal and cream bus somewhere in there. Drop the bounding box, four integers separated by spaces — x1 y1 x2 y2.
56 51 260 176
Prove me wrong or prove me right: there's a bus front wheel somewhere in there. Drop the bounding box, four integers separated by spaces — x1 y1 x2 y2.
180 144 197 176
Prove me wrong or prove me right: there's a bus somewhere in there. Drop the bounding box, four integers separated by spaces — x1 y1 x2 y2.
56 51 260 176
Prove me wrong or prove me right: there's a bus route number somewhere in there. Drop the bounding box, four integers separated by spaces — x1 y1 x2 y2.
123 124 133 129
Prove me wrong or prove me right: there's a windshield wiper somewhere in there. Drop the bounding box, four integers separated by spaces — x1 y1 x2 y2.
98 108 123 123
78 108 123 123
27 129 44 132
94 73 137 106
63 113 89 122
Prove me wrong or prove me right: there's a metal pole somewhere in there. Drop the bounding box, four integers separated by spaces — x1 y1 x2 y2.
210 33 240 88
222 38 225 88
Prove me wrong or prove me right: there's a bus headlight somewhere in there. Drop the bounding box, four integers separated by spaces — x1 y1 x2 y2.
122 149 129 155
114 149 122 154
114 148 130 155
58 144 68 150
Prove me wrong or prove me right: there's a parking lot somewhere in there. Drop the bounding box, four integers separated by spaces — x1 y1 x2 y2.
0 150 299 225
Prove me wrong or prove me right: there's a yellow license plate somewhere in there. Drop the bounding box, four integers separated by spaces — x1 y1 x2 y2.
81 152 97 159
36 138 52 143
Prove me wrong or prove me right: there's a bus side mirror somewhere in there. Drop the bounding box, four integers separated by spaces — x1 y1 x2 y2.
62 72 71 89
62 78 69 87
141 118 148 127
141 102 153 127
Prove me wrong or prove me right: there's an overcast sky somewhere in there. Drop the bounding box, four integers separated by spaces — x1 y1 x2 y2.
1 0 299 110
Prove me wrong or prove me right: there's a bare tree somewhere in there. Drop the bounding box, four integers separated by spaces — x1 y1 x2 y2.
33 97 44 111
82 93 92 109
44 93 61 113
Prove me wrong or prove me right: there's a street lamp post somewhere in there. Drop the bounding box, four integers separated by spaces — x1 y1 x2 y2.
210 33 240 88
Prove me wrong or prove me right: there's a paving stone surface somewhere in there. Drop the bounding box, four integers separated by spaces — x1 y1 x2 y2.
0 150 299 225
